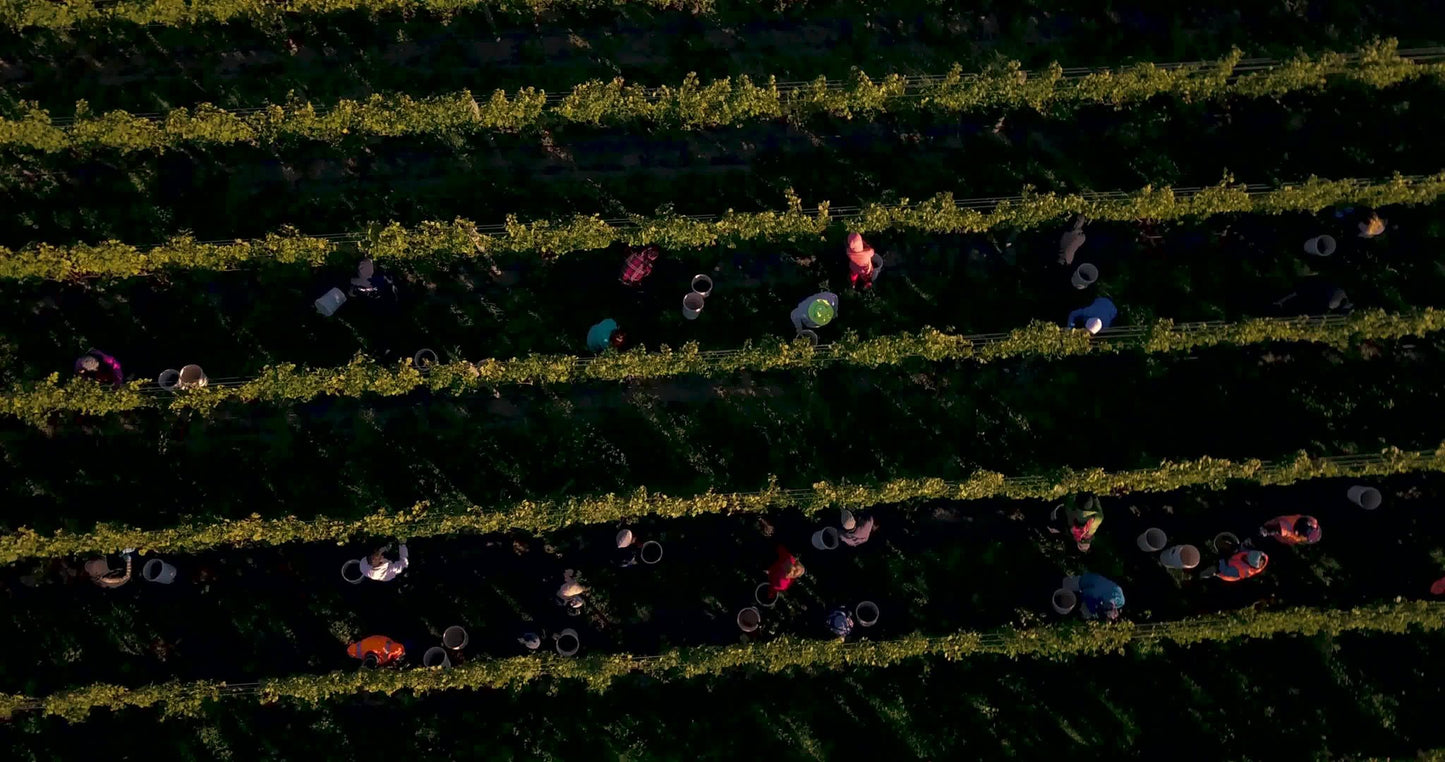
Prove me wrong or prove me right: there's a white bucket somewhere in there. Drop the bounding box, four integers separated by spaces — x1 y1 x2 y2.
1071 263 1099 289
796 329 819 346
640 540 663 565
691 274 714 298
141 558 177 584
413 348 438 371
737 607 761 632
555 628 580 657
341 559 366 584
423 647 451 668
855 601 880 627
157 369 181 391
754 582 778 608
682 293 705 320
1304 235 1337 257
1348 485 1382 510
178 364 207 389
1052 589 1078 614
1160 544 1201 570
315 287 347 316
1136 528 1167 552
811 527 840 550
443 626 469 650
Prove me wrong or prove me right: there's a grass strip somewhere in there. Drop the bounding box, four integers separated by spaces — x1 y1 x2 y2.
3 310 1440 426
2 43 1435 154
5 442 1442 564
2 600 1439 723
4 173 1441 281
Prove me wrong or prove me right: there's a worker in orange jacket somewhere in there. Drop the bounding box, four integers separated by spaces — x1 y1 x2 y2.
348 635 406 668
1203 550 1269 582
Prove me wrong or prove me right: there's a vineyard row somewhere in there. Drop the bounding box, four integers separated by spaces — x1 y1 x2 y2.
3 173 1443 281
2 601 1439 723
5 443 1439 564
6 311 1441 426
3 43 1437 153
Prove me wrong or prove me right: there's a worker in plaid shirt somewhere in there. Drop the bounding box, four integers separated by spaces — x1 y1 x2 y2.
619 245 660 286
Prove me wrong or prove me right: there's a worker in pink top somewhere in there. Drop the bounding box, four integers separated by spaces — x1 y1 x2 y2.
846 233 883 290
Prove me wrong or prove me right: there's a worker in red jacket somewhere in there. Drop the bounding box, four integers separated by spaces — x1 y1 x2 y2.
767 546 805 592
348 635 406 668
1204 550 1269 582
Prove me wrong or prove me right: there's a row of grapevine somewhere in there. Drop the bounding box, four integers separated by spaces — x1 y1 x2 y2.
3 601 1439 723
2 43 1434 153
6 443 1438 564
4 174 1443 281
7 311 1441 426
0 0 711 30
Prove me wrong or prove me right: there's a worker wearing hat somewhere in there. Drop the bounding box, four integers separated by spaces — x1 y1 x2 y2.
790 291 839 335
1065 297 1117 335
1205 549 1269 582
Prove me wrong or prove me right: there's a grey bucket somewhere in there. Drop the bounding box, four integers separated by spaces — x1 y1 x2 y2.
754 582 778 608
691 274 714 298
855 601 880 627
413 348 438 371
796 329 819 346
811 527 840 550
315 287 347 316
178 364 208 389
142 558 178 584
1071 263 1099 289
1348 485 1382 510
1052 589 1078 614
1304 235 1337 257
682 293 705 320
340 559 366 584
737 607 761 632
423 647 451 668
1210 532 1240 553
640 540 663 565
443 626 469 650
555 629 581 657
1160 544 1201 570
1136 528 1167 552
157 369 181 391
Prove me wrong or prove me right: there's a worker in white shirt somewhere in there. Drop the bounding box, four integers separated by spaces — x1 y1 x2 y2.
790 291 839 335
360 544 409 582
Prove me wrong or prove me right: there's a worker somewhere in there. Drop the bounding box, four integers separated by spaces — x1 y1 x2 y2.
1054 496 1103 551
767 546 805 592
1275 279 1352 315
557 569 587 611
1066 297 1117 334
825 607 855 639
348 635 406 667
619 245 660 287
1359 212 1386 238
790 292 839 334
75 350 124 387
1058 216 1086 265
349 259 397 300
1259 515 1321 546
1077 572 1124 621
1204 549 1269 582
840 512 875 547
83 550 135 589
360 544 409 582
615 528 639 568
587 318 626 353
845 233 883 290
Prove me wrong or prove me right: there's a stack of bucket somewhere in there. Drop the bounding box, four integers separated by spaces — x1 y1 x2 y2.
682 275 713 319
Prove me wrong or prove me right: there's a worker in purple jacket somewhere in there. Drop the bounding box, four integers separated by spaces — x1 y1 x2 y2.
75 349 123 387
